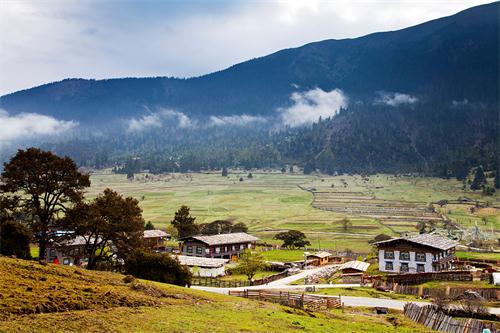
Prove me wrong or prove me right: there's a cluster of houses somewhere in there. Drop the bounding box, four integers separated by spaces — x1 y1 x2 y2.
46 226 480 280
45 230 260 277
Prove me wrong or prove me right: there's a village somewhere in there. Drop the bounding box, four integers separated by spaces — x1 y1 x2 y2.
45 225 500 310
1 148 499 333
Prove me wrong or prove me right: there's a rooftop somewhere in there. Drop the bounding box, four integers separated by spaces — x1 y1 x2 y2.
307 251 332 259
185 232 259 246
374 233 458 251
176 255 229 268
339 260 370 272
144 229 169 238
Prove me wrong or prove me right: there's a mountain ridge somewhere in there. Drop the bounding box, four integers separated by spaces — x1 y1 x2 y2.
1 2 498 125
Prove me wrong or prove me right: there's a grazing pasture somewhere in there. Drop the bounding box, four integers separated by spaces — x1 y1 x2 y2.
87 171 499 253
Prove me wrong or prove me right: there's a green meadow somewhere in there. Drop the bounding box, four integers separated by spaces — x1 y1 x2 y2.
87 171 500 253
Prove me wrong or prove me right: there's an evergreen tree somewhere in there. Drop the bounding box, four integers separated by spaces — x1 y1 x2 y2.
221 167 228 177
171 205 198 238
145 221 155 230
470 166 486 190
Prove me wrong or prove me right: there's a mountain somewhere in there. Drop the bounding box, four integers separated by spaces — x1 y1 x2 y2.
1 2 498 125
0 2 498 176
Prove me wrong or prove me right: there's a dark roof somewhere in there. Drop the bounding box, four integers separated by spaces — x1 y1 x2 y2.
184 233 259 246
374 233 458 251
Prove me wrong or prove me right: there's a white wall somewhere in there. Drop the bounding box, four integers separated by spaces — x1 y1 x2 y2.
190 266 225 277
378 249 433 273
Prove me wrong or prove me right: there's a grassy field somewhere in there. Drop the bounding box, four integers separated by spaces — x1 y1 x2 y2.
259 249 305 262
312 287 424 302
219 270 276 282
0 257 434 333
86 171 500 253
456 251 500 261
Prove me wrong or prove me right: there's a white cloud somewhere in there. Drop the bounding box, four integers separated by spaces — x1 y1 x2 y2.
0 1 492 95
126 109 192 132
279 88 348 127
209 114 267 127
0 109 77 142
451 99 469 107
127 113 162 132
374 92 418 106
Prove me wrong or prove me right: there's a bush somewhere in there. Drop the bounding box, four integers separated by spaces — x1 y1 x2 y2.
0 219 32 259
125 250 191 286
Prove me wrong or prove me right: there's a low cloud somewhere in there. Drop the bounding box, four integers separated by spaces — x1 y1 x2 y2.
209 114 267 127
451 99 468 107
374 92 418 106
126 109 192 132
279 88 348 127
0 109 77 142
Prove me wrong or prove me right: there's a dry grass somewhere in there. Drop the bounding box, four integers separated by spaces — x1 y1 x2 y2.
0 257 435 333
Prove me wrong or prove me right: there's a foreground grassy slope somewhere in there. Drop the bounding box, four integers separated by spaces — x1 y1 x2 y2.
0 257 433 333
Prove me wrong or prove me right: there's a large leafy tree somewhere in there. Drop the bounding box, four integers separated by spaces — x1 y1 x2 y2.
63 188 145 269
171 205 198 238
0 148 90 262
274 230 311 249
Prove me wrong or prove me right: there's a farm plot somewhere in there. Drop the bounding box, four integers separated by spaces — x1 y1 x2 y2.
310 190 443 235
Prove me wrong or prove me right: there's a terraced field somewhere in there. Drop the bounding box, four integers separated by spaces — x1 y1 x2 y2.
310 190 443 235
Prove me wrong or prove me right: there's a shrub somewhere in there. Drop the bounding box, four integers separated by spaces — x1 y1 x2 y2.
0 219 32 259
126 250 191 286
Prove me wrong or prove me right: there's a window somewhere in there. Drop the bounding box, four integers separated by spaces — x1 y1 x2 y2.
63 258 70 265
400 263 409 272
417 264 425 273
385 261 393 271
187 246 193 253
224 246 228 253
215 247 221 254
416 252 426 262
232 245 236 251
196 247 202 254
400 251 410 261
240 244 245 250
384 250 394 259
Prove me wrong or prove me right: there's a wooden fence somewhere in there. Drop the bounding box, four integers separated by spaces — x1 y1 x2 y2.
403 303 498 333
366 271 474 285
373 280 500 301
229 289 342 311
191 277 251 288
191 270 289 288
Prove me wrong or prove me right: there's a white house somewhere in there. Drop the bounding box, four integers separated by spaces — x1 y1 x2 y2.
374 233 458 273
175 255 229 277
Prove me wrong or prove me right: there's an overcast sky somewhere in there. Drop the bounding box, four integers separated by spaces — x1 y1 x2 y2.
0 0 493 96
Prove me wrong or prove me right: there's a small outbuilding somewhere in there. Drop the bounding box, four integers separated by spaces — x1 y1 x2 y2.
338 260 370 284
339 260 370 274
144 229 170 252
306 251 332 266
